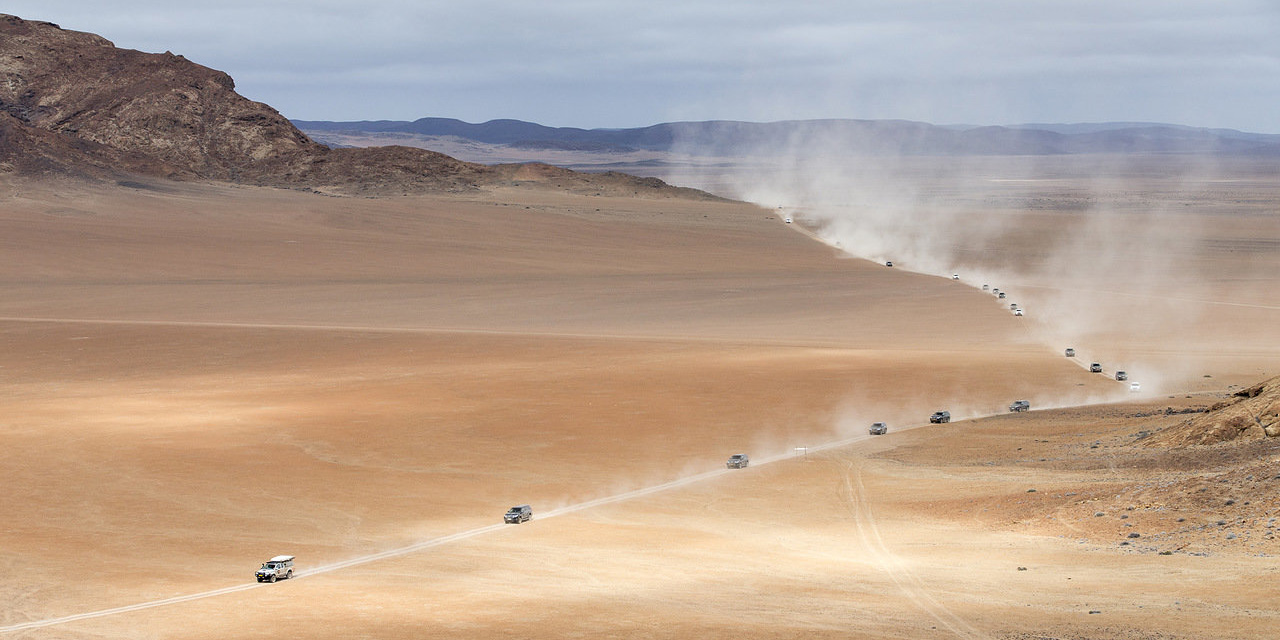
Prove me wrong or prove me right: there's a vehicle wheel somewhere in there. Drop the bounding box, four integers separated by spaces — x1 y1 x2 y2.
286 570 293 579
269 574 277 583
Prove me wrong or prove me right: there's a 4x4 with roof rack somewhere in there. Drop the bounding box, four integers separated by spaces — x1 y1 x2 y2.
929 411 951 424
1009 400 1030 412
255 555 294 583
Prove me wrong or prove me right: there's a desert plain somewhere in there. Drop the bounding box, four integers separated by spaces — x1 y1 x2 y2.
1 154 1279 639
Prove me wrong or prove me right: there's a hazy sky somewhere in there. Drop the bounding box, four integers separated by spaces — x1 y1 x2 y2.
9 1 1280 131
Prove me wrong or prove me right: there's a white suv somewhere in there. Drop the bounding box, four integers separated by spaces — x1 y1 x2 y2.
255 555 295 583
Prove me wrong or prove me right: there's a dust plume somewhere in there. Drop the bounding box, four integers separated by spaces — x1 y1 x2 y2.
664 126 1279 393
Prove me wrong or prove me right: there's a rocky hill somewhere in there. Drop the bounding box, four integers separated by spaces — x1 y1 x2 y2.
0 14 709 197
1147 376 1280 447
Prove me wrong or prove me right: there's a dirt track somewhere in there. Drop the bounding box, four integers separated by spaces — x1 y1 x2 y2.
1 171 1277 639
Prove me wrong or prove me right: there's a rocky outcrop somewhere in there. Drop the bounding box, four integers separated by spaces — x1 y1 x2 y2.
0 14 709 197
1146 376 1280 446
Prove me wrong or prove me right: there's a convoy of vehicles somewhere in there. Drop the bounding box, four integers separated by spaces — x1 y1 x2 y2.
238 251 1136 584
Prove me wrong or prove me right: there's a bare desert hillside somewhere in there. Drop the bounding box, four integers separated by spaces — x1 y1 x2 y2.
0 171 1278 639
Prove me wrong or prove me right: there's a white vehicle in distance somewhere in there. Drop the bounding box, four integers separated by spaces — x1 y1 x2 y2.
1130 381 1141 392
1014 308 1024 316
726 453 750 469
952 274 960 280
1065 348 1076 357
869 422 888 435
784 216 793 224
982 284 990 291
255 555 295 583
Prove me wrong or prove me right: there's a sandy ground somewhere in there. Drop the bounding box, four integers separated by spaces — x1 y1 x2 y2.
0 169 1277 639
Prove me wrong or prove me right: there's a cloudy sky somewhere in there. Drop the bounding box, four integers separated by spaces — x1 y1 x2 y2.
10 1 1280 131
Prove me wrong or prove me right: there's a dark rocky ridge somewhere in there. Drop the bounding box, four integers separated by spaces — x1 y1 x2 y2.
0 14 711 198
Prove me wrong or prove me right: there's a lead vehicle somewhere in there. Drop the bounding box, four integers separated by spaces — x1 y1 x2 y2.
869 422 889 435
726 453 750 469
255 555 294 583
929 411 951 424
1009 400 1030 412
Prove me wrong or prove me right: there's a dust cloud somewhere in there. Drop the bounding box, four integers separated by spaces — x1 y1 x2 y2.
665 128 1280 393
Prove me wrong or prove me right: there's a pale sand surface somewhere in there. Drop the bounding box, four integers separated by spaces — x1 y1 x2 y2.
0 174 1277 639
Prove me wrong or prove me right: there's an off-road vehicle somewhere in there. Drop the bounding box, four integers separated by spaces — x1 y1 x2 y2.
929 411 951 424
504 504 532 524
1090 363 1103 373
1115 371 1128 381
255 555 294 583
885 261 894 267
726 453 750 469
1013 308 1023 316
1064 348 1076 357
869 422 888 435
1009 400 1030 412
998 292 1006 299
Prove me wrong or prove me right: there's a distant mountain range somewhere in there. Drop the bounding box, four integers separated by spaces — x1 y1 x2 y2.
294 117 1280 157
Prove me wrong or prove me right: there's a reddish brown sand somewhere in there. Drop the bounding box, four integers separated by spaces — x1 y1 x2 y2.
0 175 1277 639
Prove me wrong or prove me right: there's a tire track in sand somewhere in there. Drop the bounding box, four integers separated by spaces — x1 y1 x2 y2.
0 418 1004 634
839 457 989 640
